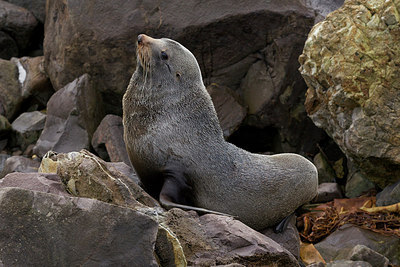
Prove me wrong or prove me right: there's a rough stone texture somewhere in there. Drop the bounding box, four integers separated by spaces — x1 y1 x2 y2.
299 0 400 188
0 154 10 173
4 0 46 23
105 161 140 185
376 179 400 207
0 58 20 120
300 0 345 23
313 152 336 184
0 155 40 178
91 114 130 165
313 182 343 203
0 1 38 52
262 215 301 260
0 172 69 196
0 187 159 266
207 84 246 138
33 74 104 157
162 208 299 266
0 114 10 138
44 0 315 116
39 150 159 209
11 56 53 107
0 31 18 59
345 171 375 198
11 111 46 150
315 224 400 265
349 245 389 267
326 260 372 267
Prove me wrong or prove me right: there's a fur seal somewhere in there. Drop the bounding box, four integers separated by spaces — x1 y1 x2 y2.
122 34 318 230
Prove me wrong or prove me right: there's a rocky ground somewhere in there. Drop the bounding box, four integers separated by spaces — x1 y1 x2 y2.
0 0 399 266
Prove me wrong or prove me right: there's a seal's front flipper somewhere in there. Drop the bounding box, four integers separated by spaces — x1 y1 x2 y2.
159 164 234 217
273 213 295 233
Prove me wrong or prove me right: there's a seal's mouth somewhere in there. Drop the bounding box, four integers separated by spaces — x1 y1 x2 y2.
136 34 152 73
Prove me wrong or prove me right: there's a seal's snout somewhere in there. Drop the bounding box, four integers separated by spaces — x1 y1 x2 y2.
138 34 154 46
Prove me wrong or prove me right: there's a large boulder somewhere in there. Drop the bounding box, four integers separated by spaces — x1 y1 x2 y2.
44 0 315 116
299 0 400 188
34 74 104 157
4 0 46 23
0 187 159 266
0 1 38 54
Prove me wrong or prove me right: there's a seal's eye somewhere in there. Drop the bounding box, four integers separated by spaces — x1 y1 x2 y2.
161 51 168 60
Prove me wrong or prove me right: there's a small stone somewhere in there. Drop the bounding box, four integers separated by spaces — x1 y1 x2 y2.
326 260 372 267
349 245 389 267
11 111 46 150
376 180 400 207
345 171 376 198
313 183 343 203
313 152 336 183
0 155 40 178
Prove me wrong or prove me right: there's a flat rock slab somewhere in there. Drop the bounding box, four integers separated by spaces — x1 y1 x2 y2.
0 187 159 266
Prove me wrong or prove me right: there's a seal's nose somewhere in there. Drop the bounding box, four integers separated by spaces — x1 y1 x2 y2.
137 34 144 45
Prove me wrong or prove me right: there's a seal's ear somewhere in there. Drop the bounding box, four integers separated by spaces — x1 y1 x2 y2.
175 72 181 80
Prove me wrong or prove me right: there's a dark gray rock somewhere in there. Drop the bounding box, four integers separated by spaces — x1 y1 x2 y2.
11 111 46 150
349 245 389 267
0 1 38 52
315 224 400 265
313 152 336 184
91 114 130 165
4 0 46 23
300 0 345 23
345 171 375 198
0 115 11 138
262 215 301 260
376 180 400 207
326 260 372 267
0 58 20 120
313 183 343 203
34 74 104 157
44 0 315 115
0 155 40 178
0 154 10 174
207 84 246 139
162 208 299 266
0 172 69 196
0 31 18 59
0 187 159 266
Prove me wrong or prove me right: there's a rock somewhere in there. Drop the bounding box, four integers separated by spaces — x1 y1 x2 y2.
262 215 301 260
240 31 322 153
4 0 46 23
105 161 140 185
376 180 400 207
0 187 159 266
313 182 343 203
44 0 315 115
162 208 299 266
326 260 372 267
0 155 40 178
39 149 159 209
315 224 400 265
0 31 18 59
34 74 104 157
313 152 336 183
11 111 46 150
345 171 375 198
299 0 400 188
0 172 69 196
0 154 10 173
91 114 130 165
0 58 20 120
300 0 345 23
206 84 246 138
0 115 11 138
0 1 38 52
348 245 389 267
11 56 53 107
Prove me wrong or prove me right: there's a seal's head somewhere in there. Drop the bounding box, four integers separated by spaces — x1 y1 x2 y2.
136 34 203 88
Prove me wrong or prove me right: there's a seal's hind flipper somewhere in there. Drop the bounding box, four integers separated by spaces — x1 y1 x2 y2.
159 164 234 217
273 213 295 233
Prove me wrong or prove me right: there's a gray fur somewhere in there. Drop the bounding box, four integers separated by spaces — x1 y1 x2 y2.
122 35 318 230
